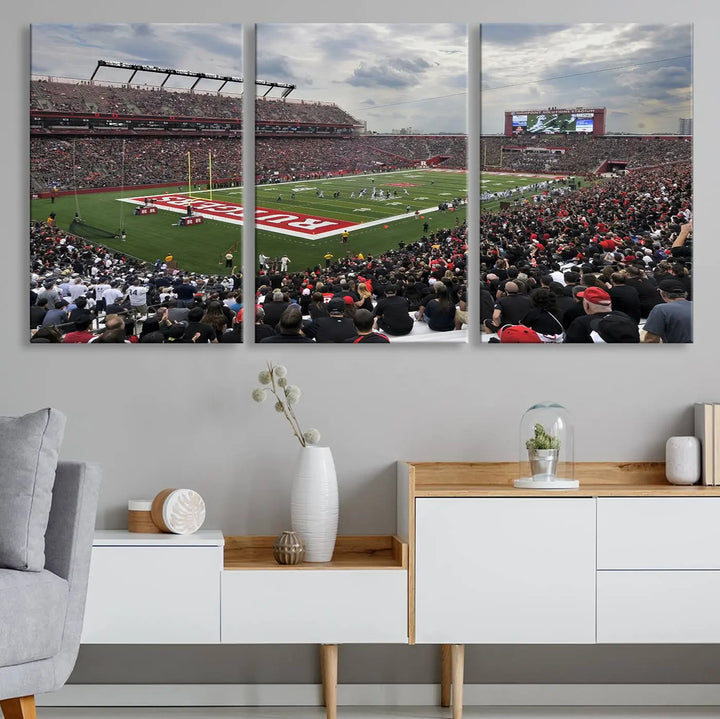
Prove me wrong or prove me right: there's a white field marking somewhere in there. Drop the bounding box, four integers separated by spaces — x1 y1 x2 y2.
120 194 455 240
318 205 446 237
481 171 570 180
256 204 446 239
353 208 373 212
251 167 465 190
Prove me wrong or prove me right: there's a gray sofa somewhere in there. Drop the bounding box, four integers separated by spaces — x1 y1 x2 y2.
0 461 101 718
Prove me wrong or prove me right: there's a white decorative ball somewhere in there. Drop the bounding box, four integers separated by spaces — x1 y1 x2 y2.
155 489 206 534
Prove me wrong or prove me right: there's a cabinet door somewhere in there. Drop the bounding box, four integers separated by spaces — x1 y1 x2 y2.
415 498 596 643
81 546 221 643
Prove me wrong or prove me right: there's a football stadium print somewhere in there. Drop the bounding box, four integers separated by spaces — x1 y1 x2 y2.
29 23 691 345
480 23 692 345
253 23 468 345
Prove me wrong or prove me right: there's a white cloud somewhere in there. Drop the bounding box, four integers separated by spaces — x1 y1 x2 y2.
481 23 692 134
256 23 467 133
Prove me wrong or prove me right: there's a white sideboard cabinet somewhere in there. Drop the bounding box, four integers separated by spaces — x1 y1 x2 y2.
398 461 720 719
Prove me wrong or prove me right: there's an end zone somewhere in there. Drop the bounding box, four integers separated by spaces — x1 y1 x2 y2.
120 194 360 240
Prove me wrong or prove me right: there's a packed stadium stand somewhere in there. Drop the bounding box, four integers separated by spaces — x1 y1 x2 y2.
31 79 466 191
31 136 243 192
481 134 691 175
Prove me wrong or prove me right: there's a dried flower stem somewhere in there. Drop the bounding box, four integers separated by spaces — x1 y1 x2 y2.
268 361 307 447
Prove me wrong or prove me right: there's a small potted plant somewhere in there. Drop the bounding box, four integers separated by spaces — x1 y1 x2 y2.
525 423 561 480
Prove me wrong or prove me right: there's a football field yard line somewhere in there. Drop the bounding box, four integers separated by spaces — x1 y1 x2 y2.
252 167 464 190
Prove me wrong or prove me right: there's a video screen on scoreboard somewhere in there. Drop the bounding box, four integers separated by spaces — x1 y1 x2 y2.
512 112 594 134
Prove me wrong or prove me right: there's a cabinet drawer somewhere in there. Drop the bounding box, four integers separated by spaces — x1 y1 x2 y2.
597 571 720 642
221 569 407 643
82 545 222 643
597 498 720 569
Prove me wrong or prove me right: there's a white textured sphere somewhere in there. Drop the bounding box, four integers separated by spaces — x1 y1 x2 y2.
162 489 206 534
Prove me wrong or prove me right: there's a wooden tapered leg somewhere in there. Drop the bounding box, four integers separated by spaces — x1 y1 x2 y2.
440 644 452 706
451 644 465 719
1 695 37 719
320 644 327 707
320 643 338 719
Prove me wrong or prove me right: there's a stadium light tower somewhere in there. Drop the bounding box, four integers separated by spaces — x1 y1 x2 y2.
91 60 246 93
256 79 296 98
90 60 296 98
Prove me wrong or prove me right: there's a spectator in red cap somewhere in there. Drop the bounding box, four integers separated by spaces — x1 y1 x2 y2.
564 286 613 343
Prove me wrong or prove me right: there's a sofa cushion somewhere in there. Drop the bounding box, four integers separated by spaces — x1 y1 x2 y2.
0 568 69 666
0 408 66 571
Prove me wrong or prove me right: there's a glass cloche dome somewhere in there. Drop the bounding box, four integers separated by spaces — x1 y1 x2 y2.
515 402 577 489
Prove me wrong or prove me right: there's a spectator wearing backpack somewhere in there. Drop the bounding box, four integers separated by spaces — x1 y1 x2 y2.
565 286 640 343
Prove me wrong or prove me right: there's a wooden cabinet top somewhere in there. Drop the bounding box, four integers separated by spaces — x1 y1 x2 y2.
224 535 407 570
399 461 720 497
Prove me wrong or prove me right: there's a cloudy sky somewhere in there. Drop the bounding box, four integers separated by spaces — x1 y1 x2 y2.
482 24 692 134
31 24 243 93
256 24 467 134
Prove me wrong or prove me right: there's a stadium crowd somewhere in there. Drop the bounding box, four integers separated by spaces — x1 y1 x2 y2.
477 163 693 343
30 79 693 344
482 134 692 174
29 213 469 343
33 135 466 192
32 80 359 126
31 136 242 192
255 136 464 181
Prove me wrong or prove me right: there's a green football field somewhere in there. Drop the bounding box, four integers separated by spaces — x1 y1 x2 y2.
30 169 566 275
254 169 467 273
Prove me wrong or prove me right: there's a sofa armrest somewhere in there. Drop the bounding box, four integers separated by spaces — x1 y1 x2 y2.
45 462 101 583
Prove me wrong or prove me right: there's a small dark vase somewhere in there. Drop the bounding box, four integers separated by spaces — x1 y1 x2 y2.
273 530 304 565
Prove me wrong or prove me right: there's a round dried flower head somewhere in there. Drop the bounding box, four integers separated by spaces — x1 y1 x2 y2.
303 429 321 445
273 365 288 379
258 370 272 385
252 388 267 403
286 391 300 406
277 377 288 388
274 401 285 413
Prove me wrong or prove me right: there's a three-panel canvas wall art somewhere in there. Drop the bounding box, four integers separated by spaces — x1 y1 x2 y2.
29 23 692 345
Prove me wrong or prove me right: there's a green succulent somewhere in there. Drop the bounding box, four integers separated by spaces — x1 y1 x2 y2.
526 423 561 450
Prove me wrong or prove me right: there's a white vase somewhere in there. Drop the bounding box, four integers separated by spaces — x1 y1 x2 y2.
290 446 338 562
665 436 701 485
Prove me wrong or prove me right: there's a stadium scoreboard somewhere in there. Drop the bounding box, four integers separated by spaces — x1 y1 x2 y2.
504 108 606 137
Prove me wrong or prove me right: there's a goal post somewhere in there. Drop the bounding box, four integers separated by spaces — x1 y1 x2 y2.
186 151 193 200
186 150 213 201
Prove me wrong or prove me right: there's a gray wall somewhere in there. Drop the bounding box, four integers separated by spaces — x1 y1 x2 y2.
8 0 720 687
